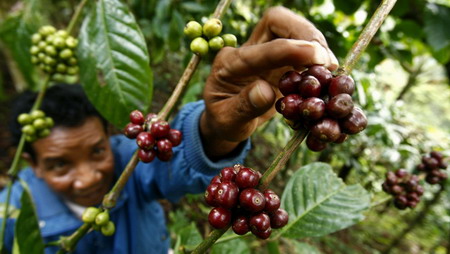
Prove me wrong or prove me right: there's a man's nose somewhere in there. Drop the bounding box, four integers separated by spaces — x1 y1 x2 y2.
73 163 101 190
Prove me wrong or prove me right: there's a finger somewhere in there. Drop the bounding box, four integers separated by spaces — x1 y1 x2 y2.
217 40 335 78
205 80 276 142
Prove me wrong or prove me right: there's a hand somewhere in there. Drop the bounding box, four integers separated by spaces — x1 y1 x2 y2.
200 6 339 159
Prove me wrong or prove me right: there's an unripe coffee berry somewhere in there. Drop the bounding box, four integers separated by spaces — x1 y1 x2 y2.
202 18 222 38
101 221 116 236
95 211 110 226
208 207 231 229
18 113 32 125
82 207 100 223
190 37 209 56
184 21 203 39
222 34 237 47
239 188 266 213
209 36 224 51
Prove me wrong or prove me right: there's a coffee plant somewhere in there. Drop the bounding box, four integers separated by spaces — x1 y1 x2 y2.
0 0 449 254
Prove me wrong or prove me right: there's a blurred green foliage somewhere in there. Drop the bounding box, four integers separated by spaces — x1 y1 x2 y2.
1 0 449 253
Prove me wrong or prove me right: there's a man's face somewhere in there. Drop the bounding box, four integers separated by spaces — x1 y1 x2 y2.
29 117 115 207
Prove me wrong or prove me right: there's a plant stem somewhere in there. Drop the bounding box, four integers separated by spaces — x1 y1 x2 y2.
337 0 397 75
191 228 228 254
102 150 139 209
259 129 308 190
60 223 91 252
67 0 89 35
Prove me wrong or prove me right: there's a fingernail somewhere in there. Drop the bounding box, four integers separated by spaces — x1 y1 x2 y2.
311 41 328 66
328 48 339 71
249 82 274 109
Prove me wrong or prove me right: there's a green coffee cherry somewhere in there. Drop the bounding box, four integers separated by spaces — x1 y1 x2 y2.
44 56 56 66
59 48 73 59
39 26 56 36
53 37 66 48
56 30 69 38
82 207 101 223
45 117 54 128
22 125 36 136
190 37 209 56
38 41 47 50
31 56 39 64
68 57 77 66
37 53 46 61
208 36 224 51
56 63 67 73
45 45 57 56
33 118 47 130
18 113 32 125
101 221 115 236
30 110 45 120
52 73 65 82
25 135 37 143
95 211 110 226
202 18 222 38
65 38 78 48
38 129 51 138
31 33 42 44
184 21 203 39
30 46 40 55
222 34 237 48
66 66 78 75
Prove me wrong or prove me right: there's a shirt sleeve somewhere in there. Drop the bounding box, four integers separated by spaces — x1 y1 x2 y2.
114 101 251 203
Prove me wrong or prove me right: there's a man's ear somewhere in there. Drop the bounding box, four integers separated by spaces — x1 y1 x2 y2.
22 153 42 178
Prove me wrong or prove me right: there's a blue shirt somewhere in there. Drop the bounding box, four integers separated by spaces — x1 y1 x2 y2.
0 101 250 254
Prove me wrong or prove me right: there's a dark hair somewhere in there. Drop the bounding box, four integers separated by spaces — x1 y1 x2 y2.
9 83 107 160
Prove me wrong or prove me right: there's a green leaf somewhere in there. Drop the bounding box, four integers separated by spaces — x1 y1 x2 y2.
332 0 361 15
0 0 43 90
168 10 184 51
173 223 202 254
78 0 153 128
424 3 450 52
279 162 370 239
291 240 321 254
14 180 45 254
210 237 250 254
180 2 208 13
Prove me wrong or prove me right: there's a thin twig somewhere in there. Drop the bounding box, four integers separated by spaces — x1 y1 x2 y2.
67 0 89 36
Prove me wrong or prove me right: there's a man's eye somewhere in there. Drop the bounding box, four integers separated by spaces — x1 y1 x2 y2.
93 147 105 155
49 161 67 171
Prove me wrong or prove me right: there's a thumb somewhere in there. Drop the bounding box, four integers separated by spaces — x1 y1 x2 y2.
242 80 276 121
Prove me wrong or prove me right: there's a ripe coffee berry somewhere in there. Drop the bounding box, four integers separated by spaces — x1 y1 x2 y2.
138 149 156 163
168 129 182 146
382 169 424 210
205 183 220 207
249 213 271 232
136 132 155 150
326 93 354 119
130 110 145 125
298 75 322 98
419 151 448 184
263 189 281 212
270 209 289 229
239 188 266 213
279 71 302 96
306 134 327 152
232 215 250 235
298 97 325 122
310 118 341 143
235 167 260 189
215 182 239 209
124 123 143 139
208 207 231 229
328 75 355 97
220 167 237 182
150 121 170 139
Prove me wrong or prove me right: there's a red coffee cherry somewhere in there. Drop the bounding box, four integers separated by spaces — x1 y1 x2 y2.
215 182 239 209
328 75 355 97
416 163 426 172
339 107 367 135
150 121 170 139
249 213 271 232
235 167 260 189
270 209 289 229
208 207 231 229
263 189 280 212
278 94 303 120
232 215 250 235
252 227 272 240
298 75 322 98
310 118 341 142
422 156 439 170
394 195 408 210
385 172 398 185
210 175 221 184
239 188 266 213
278 71 302 96
305 134 327 152
136 132 155 150
326 93 354 119
425 174 441 184
415 185 424 196
220 167 237 182
138 149 156 163
168 129 182 147
205 183 220 207
124 123 143 139
298 97 325 122
130 110 145 125
156 149 173 161
305 65 332 88
333 133 348 144
430 151 443 161
156 139 173 154
395 169 408 178
390 185 403 195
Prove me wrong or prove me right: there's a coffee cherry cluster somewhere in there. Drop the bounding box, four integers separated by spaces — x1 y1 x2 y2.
417 151 448 184
123 110 182 163
30 25 79 78
382 169 424 210
82 207 115 236
17 110 54 142
275 65 368 152
184 19 237 56
205 165 289 239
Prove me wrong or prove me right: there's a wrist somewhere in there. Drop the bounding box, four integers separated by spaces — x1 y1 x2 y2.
200 112 241 160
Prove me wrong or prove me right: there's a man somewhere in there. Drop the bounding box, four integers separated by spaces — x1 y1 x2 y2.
1 6 338 254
